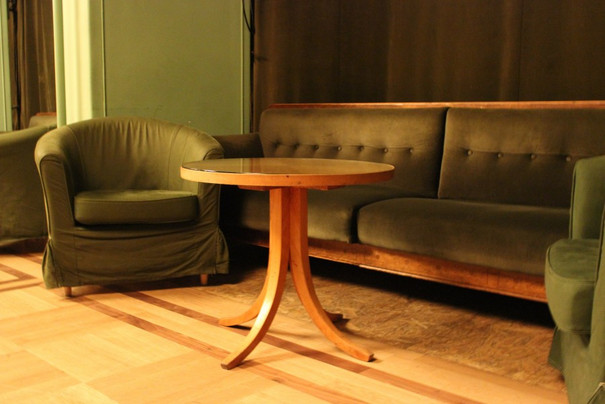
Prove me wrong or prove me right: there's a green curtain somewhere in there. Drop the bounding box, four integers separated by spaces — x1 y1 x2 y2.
7 0 56 129
252 0 605 130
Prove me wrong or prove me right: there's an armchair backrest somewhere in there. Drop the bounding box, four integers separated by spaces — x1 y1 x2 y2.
565 154 605 355
35 117 224 233
40 117 222 193
570 156 605 240
590 213 605 363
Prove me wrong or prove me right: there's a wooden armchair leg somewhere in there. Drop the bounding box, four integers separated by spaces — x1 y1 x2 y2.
200 274 209 286
63 286 72 298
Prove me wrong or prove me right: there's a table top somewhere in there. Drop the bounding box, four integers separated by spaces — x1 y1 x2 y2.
181 158 394 189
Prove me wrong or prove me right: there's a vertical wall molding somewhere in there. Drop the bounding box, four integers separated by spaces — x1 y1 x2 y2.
52 0 65 126
0 0 12 131
57 0 105 125
241 0 252 133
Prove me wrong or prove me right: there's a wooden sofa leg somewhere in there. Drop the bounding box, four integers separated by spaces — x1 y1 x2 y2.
200 274 209 286
63 286 72 298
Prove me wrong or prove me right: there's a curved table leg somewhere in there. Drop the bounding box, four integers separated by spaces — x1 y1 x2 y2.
288 188 374 362
219 246 341 327
221 188 290 369
219 273 268 326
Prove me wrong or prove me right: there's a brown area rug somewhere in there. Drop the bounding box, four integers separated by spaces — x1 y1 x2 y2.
204 244 565 392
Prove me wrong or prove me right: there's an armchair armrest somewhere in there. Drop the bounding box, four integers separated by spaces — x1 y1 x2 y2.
213 133 263 158
170 130 225 214
34 128 82 231
570 155 605 239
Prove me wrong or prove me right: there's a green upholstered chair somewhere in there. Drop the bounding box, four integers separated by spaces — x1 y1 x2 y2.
0 123 55 250
546 155 605 404
34 117 229 296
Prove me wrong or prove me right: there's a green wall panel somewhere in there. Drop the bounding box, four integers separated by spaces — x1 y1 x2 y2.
103 0 249 135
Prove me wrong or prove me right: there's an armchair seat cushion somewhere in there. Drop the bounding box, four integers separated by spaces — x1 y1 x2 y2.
545 238 599 333
74 190 198 225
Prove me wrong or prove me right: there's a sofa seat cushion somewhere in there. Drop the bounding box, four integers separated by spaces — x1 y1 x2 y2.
545 238 599 333
357 198 569 276
75 190 198 225
221 185 405 243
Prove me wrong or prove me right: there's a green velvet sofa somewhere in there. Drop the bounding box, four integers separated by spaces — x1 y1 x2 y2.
216 101 605 302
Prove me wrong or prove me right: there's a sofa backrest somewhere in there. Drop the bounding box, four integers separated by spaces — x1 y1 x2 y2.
439 108 605 207
259 106 447 197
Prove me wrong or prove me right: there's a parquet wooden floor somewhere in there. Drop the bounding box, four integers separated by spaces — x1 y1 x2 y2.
0 252 567 403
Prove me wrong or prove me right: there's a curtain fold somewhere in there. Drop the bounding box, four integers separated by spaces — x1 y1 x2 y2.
8 0 55 129
252 0 605 130
519 0 605 100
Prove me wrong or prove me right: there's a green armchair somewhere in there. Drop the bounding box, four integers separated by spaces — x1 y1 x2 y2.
546 155 605 404
35 117 228 296
0 124 55 249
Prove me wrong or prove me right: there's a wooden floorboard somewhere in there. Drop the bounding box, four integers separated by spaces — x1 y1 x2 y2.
0 253 567 403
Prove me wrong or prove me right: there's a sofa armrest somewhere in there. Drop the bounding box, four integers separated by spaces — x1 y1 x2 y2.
213 133 263 158
571 155 605 239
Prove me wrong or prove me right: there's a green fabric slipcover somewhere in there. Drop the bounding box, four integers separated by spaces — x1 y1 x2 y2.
358 198 568 276
0 124 55 247
34 117 228 289
546 156 605 404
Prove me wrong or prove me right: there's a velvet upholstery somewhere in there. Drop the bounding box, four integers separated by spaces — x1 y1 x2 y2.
0 124 55 247
546 238 599 333
358 107 605 277
546 155 605 404
259 107 448 196
215 103 605 302
222 185 406 243
358 198 568 276
219 107 446 242
439 108 605 207
35 117 228 289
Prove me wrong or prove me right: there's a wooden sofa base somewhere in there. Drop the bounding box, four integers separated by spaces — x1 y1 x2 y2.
226 228 547 303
